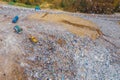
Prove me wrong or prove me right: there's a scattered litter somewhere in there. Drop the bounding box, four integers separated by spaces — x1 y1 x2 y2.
14 25 23 33
12 15 19 23
35 6 41 11
29 35 38 43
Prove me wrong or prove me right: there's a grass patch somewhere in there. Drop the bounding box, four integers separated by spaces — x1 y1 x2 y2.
8 1 15 5
15 3 35 8
8 2 35 8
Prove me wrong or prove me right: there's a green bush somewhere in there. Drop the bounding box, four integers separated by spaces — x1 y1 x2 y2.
60 1 65 8
8 1 15 5
12 0 16 2
25 1 32 5
114 3 120 12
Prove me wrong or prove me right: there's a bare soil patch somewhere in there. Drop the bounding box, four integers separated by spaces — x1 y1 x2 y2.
28 13 102 39
0 55 27 80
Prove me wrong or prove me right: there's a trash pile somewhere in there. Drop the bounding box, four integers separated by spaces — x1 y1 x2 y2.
20 22 120 80
0 4 120 80
20 24 78 80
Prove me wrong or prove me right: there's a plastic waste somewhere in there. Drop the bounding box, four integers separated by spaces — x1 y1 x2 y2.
12 15 19 23
14 25 23 33
35 6 41 11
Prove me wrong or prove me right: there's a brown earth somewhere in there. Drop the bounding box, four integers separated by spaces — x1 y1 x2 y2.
28 13 102 39
0 54 27 80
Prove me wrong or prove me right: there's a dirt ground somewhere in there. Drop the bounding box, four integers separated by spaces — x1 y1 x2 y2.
0 54 27 80
28 13 102 39
0 14 27 80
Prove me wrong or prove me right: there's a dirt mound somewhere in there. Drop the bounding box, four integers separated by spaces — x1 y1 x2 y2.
28 13 102 39
0 55 27 80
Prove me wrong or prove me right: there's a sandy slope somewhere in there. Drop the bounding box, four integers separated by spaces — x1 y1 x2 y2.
28 13 101 39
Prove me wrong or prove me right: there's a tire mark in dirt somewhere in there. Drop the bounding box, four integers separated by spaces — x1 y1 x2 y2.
41 12 49 18
61 19 103 35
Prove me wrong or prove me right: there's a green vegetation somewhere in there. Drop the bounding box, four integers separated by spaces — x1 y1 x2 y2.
8 1 15 5
1 0 120 14
14 3 35 8
7 1 35 8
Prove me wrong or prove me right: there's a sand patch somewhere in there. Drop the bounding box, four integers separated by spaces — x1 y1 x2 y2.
28 13 102 39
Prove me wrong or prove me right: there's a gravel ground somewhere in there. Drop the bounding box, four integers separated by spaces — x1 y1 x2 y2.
0 4 120 80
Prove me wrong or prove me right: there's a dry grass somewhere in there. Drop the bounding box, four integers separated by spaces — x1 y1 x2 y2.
0 1 7 4
40 2 53 8
28 13 102 39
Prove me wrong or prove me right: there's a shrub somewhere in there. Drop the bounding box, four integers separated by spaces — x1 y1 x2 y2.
8 1 15 5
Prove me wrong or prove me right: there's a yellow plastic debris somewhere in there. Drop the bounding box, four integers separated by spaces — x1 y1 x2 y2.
29 35 38 43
